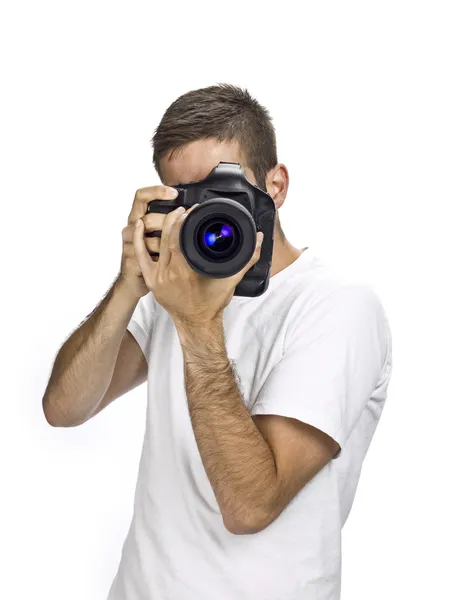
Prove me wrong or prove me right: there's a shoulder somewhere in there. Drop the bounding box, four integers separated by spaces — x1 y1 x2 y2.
304 280 386 326
285 249 384 319
285 276 390 354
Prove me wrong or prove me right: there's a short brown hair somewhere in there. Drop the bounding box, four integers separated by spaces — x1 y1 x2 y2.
151 83 278 192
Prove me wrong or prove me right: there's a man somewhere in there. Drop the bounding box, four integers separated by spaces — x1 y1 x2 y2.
42 83 393 600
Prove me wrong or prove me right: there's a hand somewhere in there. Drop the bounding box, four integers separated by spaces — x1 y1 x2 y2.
119 185 180 300
133 204 264 325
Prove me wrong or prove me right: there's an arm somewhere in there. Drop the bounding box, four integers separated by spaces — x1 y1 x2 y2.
131 204 380 535
175 316 278 534
42 276 146 427
42 183 183 426
89 329 148 420
175 316 339 535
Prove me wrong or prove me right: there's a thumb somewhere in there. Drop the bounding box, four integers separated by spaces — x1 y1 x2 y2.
241 232 264 276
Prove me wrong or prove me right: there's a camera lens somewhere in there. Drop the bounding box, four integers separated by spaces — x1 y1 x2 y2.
197 218 240 258
179 198 258 278
204 223 234 251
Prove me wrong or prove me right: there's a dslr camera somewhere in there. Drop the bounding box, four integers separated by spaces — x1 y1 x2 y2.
146 161 276 297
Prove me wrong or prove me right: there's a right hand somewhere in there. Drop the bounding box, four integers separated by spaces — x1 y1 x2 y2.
118 185 179 300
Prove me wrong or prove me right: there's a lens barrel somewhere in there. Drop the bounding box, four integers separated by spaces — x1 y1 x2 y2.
179 198 257 278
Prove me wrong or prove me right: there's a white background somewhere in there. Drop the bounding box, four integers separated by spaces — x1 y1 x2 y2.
1 1 448 598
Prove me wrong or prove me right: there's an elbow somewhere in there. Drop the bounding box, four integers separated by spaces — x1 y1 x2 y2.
42 399 64 427
42 396 59 427
42 395 81 428
225 519 270 536
222 507 272 536
223 518 247 535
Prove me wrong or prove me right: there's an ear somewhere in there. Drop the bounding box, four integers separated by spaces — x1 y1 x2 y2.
266 163 289 210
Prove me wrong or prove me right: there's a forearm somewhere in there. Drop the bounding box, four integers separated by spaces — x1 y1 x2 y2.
175 317 278 532
43 276 140 427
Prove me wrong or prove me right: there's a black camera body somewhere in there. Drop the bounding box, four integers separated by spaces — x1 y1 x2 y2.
146 161 276 297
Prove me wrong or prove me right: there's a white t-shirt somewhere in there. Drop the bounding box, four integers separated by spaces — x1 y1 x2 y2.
106 247 393 600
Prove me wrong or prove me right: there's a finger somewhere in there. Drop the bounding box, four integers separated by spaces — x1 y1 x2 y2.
128 185 178 225
147 203 200 259
123 221 161 248
133 219 156 289
158 206 187 271
122 226 159 257
239 232 264 277
144 238 160 255
123 210 167 246
167 208 188 261
141 212 165 234
168 203 201 252
165 203 202 268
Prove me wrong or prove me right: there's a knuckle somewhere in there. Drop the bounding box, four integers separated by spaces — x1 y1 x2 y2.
141 214 152 227
142 213 163 229
168 209 182 224
122 225 133 242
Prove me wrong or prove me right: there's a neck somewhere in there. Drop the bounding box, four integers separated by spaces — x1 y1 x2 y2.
269 228 305 278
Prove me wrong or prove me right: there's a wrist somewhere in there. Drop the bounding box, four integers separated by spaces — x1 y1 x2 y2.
174 313 225 348
114 274 144 306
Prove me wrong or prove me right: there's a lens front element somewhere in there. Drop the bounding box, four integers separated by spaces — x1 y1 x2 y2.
198 219 239 258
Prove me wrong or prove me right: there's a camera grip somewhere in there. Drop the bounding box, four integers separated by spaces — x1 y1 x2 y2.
147 200 187 214
145 199 188 239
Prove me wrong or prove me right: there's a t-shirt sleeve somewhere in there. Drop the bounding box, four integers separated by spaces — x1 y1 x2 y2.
126 291 157 361
250 284 390 454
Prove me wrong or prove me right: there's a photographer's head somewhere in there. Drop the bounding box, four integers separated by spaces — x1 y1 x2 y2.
151 83 289 239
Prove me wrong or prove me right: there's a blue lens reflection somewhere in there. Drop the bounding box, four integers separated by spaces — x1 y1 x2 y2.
204 224 234 248
205 232 217 247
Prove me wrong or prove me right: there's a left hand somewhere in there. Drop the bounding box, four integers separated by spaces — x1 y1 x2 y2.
133 203 264 325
